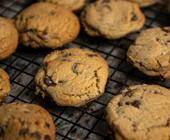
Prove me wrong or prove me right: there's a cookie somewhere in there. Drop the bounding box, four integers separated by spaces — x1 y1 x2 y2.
0 102 56 140
126 0 158 7
0 68 10 102
39 0 85 11
127 27 170 79
81 0 145 39
0 17 18 60
106 84 170 140
15 2 80 49
35 48 109 107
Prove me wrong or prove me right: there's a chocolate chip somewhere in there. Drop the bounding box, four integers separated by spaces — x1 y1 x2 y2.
35 121 40 126
44 135 51 140
118 101 122 106
0 127 4 137
132 123 137 132
124 91 133 97
87 54 98 57
166 118 170 126
31 131 41 140
62 53 72 58
72 63 81 75
125 101 130 105
49 11 55 15
161 28 170 33
131 100 141 108
19 128 29 136
44 76 55 86
131 12 138 21
58 80 67 85
61 58 71 62
45 122 50 128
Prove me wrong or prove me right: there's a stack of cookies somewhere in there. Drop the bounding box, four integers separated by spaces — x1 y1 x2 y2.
0 0 169 139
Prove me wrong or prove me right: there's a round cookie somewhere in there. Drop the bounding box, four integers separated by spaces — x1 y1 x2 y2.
81 0 145 39
127 27 170 79
15 2 80 49
0 68 10 102
0 17 18 60
106 84 170 140
35 48 109 107
39 0 85 11
127 0 158 7
0 102 56 140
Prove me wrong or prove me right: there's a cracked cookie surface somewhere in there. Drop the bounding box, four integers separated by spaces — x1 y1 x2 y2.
126 0 158 7
0 102 56 140
106 84 170 140
0 17 18 60
81 0 145 39
0 68 10 103
15 2 80 49
127 27 170 79
39 0 85 11
35 48 109 107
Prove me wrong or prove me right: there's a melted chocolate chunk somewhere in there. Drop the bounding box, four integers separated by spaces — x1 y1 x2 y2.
62 52 72 58
45 122 50 128
161 28 170 33
87 54 98 57
72 63 81 75
31 131 41 140
118 101 123 106
19 128 29 136
125 101 130 105
131 100 141 108
61 58 71 62
0 127 4 137
131 12 138 21
166 118 170 126
125 100 141 108
44 76 55 86
44 135 51 140
132 123 137 132
124 90 133 97
58 80 67 85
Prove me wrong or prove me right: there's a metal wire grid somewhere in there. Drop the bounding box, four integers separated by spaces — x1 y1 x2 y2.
0 0 170 139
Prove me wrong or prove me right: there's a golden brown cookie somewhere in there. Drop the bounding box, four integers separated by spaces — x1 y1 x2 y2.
0 17 18 60
0 102 56 140
39 0 85 11
127 27 170 79
0 68 10 102
106 84 170 140
81 0 145 39
15 2 80 49
35 48 109 107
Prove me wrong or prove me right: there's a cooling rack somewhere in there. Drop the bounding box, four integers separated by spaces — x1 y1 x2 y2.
0 0 170 139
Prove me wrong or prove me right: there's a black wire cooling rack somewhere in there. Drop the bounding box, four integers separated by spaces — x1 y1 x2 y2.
0 0 170 139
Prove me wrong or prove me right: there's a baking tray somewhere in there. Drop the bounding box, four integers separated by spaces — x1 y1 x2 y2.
0 0 170 139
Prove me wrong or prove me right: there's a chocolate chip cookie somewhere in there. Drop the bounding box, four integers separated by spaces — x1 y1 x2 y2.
0 17 18 60
35 48 109 107
15 2 80 49
106 84 170 140
0 68 10 102
81 0 145 39
39 0 85 11
0 102 56 140
127 27 170 79
127 0 158 7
